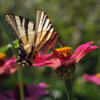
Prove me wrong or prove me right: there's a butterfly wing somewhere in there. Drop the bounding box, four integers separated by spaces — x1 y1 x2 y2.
3 14 35 66
34 10 58 55
3 10 58 66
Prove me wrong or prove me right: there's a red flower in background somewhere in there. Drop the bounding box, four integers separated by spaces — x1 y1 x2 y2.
0 53 17 79
0 82 50 100
33 41 98 79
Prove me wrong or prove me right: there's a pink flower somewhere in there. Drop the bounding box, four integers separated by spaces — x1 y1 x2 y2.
0 54 17 79
33 41 98 79
83 73 100 85
33 41 97 68
0 82 50 100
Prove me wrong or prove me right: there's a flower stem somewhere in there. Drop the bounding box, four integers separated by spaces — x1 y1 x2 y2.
0 13 24 100
17 66 24 100
64 78 74 100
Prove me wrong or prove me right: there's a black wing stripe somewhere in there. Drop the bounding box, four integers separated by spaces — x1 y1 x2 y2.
4 14 20 39
3 14 35 44
46 21 51 29
42 15 48 30
38 26 57 52
33 23 35 30
9 15 17 28
37 30 51 50
41 12 45 27
35 10 42 33
35 10 57 54
36 26 54 51
39 23 53 45
4 16 18 39
43 17 51 31
39 15 48 38
39 15 53 42
39 32 57 52
24 19 29 41
50 32 58 43
19 16 23 27
36 10 53 33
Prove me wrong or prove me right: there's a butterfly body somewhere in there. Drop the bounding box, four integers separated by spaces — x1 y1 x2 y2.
3 10 58 66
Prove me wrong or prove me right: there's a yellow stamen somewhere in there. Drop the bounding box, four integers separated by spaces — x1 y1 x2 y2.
55 47 72 59
0 53 6 59
96 73 100 79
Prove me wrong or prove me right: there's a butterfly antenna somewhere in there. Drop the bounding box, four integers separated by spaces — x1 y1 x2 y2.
61 39 67 47
53 45 55 49
56 21 67 32
57 41 62 48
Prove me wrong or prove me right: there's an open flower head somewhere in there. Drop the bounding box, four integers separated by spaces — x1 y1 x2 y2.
0 54 17 80
0 82 50 100
52 47 75 79
83 73 100 85
33 41 98 79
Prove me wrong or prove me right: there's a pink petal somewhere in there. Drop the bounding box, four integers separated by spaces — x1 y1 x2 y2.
33 60 52 67
83 74 100 85
33 54 61 69
74 41 94 54
45 55 62 69
0 93 16 100
0 93 8 99
62 57 76 66
52 49 62 60
3 90 14 98
33 54 52 67
27 83 50 99
0 56 17 75
73 41 98 63
33 54 52 63
33 41 98 69
28 83 50 91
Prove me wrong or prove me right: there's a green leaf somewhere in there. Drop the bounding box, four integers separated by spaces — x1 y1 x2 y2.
13 39 19 48
0 46 8 53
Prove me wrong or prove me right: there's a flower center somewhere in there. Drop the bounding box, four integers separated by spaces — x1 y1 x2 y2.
96 73 100 79
55 47 72 59
0 53 6 59
0 53 6 66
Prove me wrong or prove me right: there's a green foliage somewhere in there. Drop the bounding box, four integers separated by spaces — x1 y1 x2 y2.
0 0 100 100
0 40 19 52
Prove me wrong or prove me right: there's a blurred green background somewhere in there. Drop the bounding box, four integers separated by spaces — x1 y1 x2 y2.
0 0 100 100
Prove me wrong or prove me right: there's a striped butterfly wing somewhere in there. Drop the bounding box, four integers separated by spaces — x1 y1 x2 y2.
3 14 35 66
34 10 58 55
3 10 58 66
